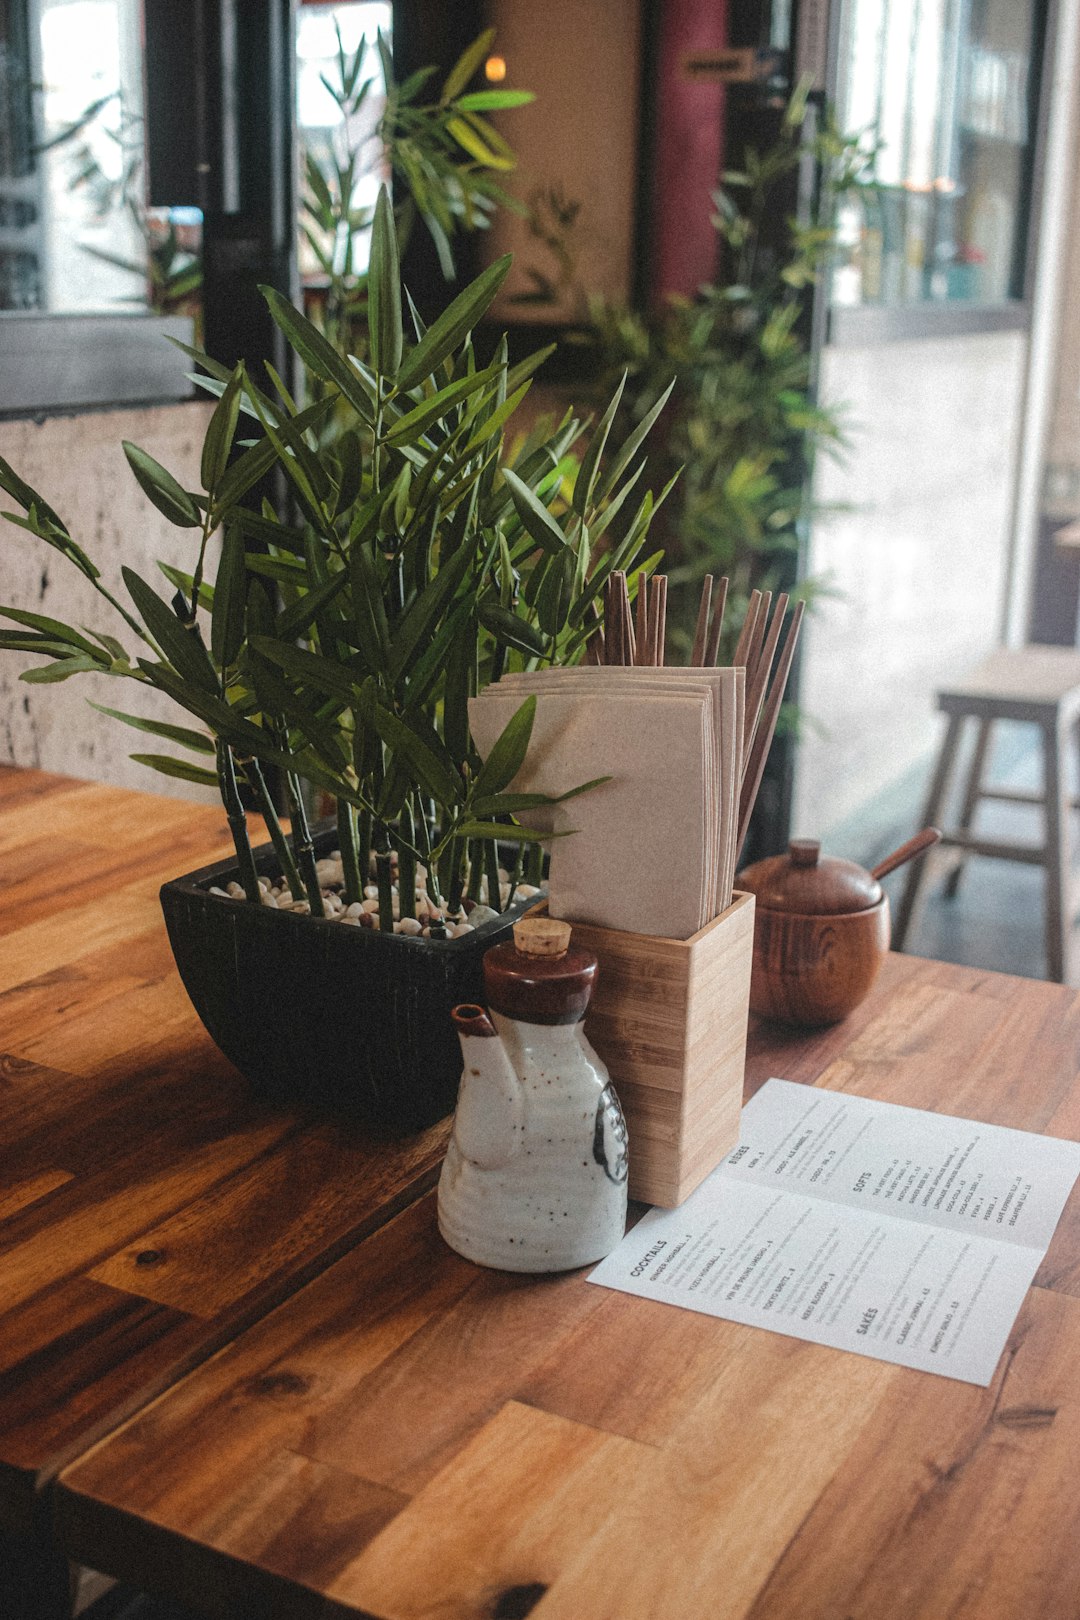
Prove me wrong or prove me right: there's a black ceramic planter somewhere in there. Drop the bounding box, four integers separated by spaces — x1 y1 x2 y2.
160 826 541 1136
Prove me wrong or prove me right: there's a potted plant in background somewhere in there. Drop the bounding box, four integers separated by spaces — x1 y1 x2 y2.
0 185 672 1134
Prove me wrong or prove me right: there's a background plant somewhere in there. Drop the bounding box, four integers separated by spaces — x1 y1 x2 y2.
301 26 531 377
0 186 672 932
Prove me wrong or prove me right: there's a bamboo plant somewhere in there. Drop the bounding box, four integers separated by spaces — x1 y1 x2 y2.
0 186 674 932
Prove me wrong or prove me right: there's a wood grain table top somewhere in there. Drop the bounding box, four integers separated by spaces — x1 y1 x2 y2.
0 766 448 1535
55 939 1080 1619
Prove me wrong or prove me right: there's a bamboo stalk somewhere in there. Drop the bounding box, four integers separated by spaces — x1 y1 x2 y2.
243 757 304 901
705 575 729 666
691 575 713 666
374 825 395 932
483 834 502 912
285 773 326 918
526 837 544 888
397 801 417 920
216 742 260 903
466 838 485 903
336 799 364 905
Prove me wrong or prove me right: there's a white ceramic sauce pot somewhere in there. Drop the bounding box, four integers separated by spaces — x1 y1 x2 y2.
438 917 628 1272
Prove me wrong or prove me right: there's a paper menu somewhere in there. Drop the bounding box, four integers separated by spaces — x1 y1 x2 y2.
589 1080 1080 1385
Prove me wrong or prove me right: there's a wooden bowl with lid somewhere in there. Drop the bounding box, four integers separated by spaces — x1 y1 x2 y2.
736 833 937 1028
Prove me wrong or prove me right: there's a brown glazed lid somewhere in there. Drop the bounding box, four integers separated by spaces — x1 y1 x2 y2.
737 838 883 916
483 917 598 1025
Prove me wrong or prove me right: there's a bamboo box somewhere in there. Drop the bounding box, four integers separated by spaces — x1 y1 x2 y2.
570 891 755 1207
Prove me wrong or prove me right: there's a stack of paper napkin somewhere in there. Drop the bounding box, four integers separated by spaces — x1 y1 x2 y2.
469 667 744 939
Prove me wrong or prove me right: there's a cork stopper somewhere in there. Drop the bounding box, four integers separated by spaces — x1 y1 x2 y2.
512 917 571 958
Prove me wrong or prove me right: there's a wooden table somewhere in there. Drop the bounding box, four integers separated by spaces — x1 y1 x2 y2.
0 767 448 1619
53 941 1080 1616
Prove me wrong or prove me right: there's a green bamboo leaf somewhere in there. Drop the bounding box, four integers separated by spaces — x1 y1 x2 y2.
157 563 214 612
476 601 546 657
130 753 221 787
260 284 375 421
122 443 201 529
0 633 79 658
214 396 335 513
275 567 349 641
599 378 676 500
383 364 500 447
88 702 215 752
535 546 575 637
0 606 101 656
200 365 244 493
395 255 513 392
471 778 610 817
389 538 476 682
122 567 218 693
21 653 102 682
455 89 535 110
472 695 534 798
573 372 625 518
368 184 402 378
211 525 246 669
446 114 514 170
371 703 463 807
462 379 530 455
350 543 391 673
501 465 568 554
440 27 495 104
248 636 360 702
0 455 66 533
504 343 557 396
453 820 563 844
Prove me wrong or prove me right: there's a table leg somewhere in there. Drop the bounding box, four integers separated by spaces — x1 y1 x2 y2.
0 1524 75 1620
943 716 992 898
894 713 963 951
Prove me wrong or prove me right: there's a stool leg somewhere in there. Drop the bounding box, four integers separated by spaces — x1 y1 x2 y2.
894 713 963 952
943 716 992 899
1043 717 1071 983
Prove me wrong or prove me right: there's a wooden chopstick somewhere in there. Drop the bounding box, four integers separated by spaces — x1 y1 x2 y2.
647 575 666 666
691 576 713 667
737 599 805 852
705 575 729 667
634 572 650 665
743 592 788 767
747 591 772 680
732 589 762 669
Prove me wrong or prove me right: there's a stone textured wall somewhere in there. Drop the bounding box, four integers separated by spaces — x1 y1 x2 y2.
0 400 217 802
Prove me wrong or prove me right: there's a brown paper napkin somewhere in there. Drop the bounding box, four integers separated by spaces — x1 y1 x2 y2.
470 685 714 938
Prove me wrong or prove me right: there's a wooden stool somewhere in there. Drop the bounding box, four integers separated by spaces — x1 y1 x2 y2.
893 646 1080 982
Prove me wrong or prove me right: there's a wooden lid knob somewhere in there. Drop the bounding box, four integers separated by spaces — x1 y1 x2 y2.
513 917 571 958
789 839 820 868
